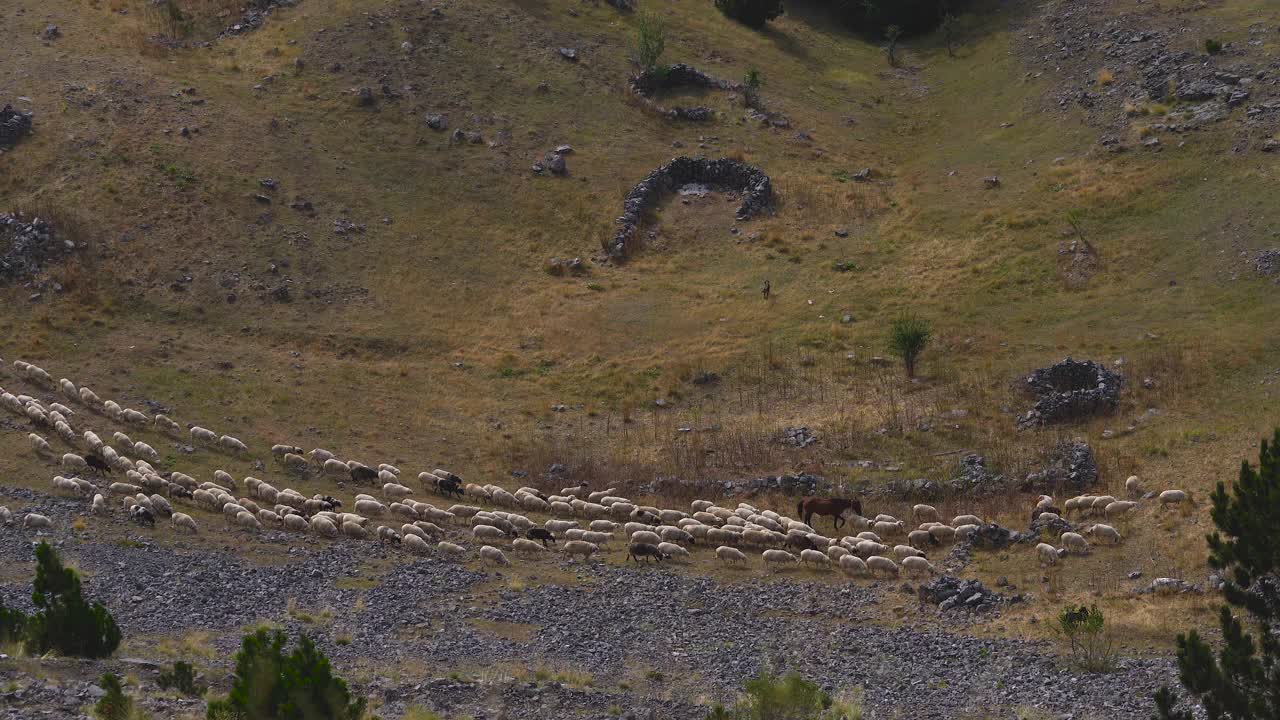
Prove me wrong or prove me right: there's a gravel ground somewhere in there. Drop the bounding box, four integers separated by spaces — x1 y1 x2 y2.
0 485 1184 719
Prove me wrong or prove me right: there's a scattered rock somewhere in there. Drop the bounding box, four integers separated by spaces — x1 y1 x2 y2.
0 212 77 284
1255 249 1280 278
1140 578 1201 596
558 47 578 62
920 575 1016 612
0 105 34 148
356 87 375 107
41 24 60 40
778 426 818 449
425 114 448 130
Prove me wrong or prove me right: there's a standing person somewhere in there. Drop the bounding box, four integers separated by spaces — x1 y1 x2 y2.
762 279 771 300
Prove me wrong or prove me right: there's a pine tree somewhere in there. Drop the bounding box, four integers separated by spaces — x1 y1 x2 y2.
208 629 365 720
1154 429 1280 720
24 542 120 658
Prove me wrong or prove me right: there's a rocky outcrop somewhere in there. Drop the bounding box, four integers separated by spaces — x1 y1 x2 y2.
1017 358 1122 428
919 575 1019 612
606 157 772 259
0 213 77 283
628 64 741 122
1022 440 1099 494
0 105 33 148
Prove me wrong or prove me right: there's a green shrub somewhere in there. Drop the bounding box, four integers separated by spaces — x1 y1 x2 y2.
887 314 931 378
158 661 201 696
714 0 784 30
23 542 121 658
707 670 861 719
0 598 26 645
206 629 366 720
744 68 763 109
635 12 667 73
1204 38 1223 55
95 673 132 720
1054 604 1116 673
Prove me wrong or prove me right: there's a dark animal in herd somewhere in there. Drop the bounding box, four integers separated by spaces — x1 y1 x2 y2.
350 465 379 484
129 506 155 527
797 497 863 530
433 475 463 499
85 454 113 475
628 542 669 563
527 528 556 547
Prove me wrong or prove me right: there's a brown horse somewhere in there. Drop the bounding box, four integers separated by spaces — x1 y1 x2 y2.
797 496 863 530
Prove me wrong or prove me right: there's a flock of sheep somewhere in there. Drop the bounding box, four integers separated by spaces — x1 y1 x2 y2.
0 358 1194 583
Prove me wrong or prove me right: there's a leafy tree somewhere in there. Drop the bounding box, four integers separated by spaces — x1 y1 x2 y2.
1154 429 1280 720
635 12 667 73
706 670 861 719
207 629 366 720
159 661 202 696
1054 604 1116 672
95 673 133 720
714 0 784 30
884 24 902 66
887 314 932 378
744 67 763 109
23 542 121 658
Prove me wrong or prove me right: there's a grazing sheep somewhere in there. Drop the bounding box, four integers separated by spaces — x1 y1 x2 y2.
892 544 924 561
272 444 304 457
866 556 900 578
902 556 938 578
927 525 956 544
190 426 217 445
827 545 850 562
23 513 53 529
79 387 101 406
122 409 149 425
172 512 198 533
800 548 831 570
376 526 401 544
341 521 368 540
1084 524 1122 545
309 448 336 464
581 530 613 546
628 542 668 563
1061 532 1089 554
631 530 662 546
1035 495 1056 511
873 520 905 538
354 499 387 517
154 414 181 435
412 521 443 538
762 549 799 571
133 442 159 462
91 493 106 514
1125 475 1143 497
1158 489 1189 507
0 507 10 525
912 504 940 524
311 516 339 538
1104 501 1137 520
283 514 309 533
952 514 982 527
473 525 511 543
513 538 548 555
562 540 599 562
149 494 173 518
658 542 690 562
219 435 248 454
527 528 557 547
659 526 694 546
62 452 89 471
403 534 432 554
29 433 51 455
716 546 748 566
258 509 282 527
383 482 414 500
59 378 77 399
437 541 467 559
234 511 261 531
838 554 867 577
954 524 979 542
1036 542 1060 566
907 529 938 550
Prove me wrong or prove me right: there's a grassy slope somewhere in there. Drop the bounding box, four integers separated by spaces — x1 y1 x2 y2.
1 0 1279 651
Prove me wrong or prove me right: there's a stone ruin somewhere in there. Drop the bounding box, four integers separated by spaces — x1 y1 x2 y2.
606 156 772 260
1022 439 1099 494
628 63 742 122
1017 358 1122 428
0 105 33 149
0 213 77 283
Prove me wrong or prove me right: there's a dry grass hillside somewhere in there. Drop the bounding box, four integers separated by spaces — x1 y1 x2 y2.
2 0 1280 713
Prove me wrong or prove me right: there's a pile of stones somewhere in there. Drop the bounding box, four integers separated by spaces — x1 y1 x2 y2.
606 157 772 259
0 213 76 283
0 105 33 148
919 575 1018 612
1017 358 1122 428
628 63 741 122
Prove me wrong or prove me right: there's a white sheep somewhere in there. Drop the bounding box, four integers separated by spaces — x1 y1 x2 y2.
954 524 979 541
838 554 867 577
658 526 694 546
341 521 368 540
403 534 431 554
219 435 248 454
122 409 149 425
912 504 939 523
762 549 799 571
1084 524 1122 545
311 516 339 538
866 556 899 577
473 525 510 543
1036 542 1060 566
354 499 387 516
79 387 101 406
29 433 51 454
383 483 414 500
172 512 198 533
952 514 982 527
190 426 217 444
513 538 548 555
0 506 11 525
91 494 106 514
631 530 661 546
154 415 181 435
1125 475 1143 497
102 400 122 420
257 509 281 527
1104 501 1137 520
902 556 938 578
1158 489 1188 507
799 548 830 570
234 511 262 531
562 540 598 561
715 545 747 565
59 378 77 399
272 444 303 457
62 453 89 471
478 545 510 566
437 541 466 559
657 542 689 561
892 544 925 561
581 530 613 546
283 514 309 533
1061 532 1089 554
873 520 905 537
928 525 956 544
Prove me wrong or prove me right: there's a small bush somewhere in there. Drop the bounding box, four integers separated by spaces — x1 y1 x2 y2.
1097 68 1115 85
831 260 858 272
744 68 764 109
23 542 121 658
1204 38 1223 55
95 673 132 720
1054 604 1116 673
714 0 783 30
707 670 861 719
0 599 26 645
635 12 667 73
158 661 201 696
205 629 365 720
887 314 931 378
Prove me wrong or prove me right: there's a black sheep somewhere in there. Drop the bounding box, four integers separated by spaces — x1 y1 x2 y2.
85 454 113 475
527 528 556 547
436 476 463 499
350 465 379 484
628 542 669 564
129 506 155 527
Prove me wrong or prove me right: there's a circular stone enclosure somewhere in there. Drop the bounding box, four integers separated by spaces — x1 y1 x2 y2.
1017 358 1121 428
605 156 772 260
628 64 741 122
